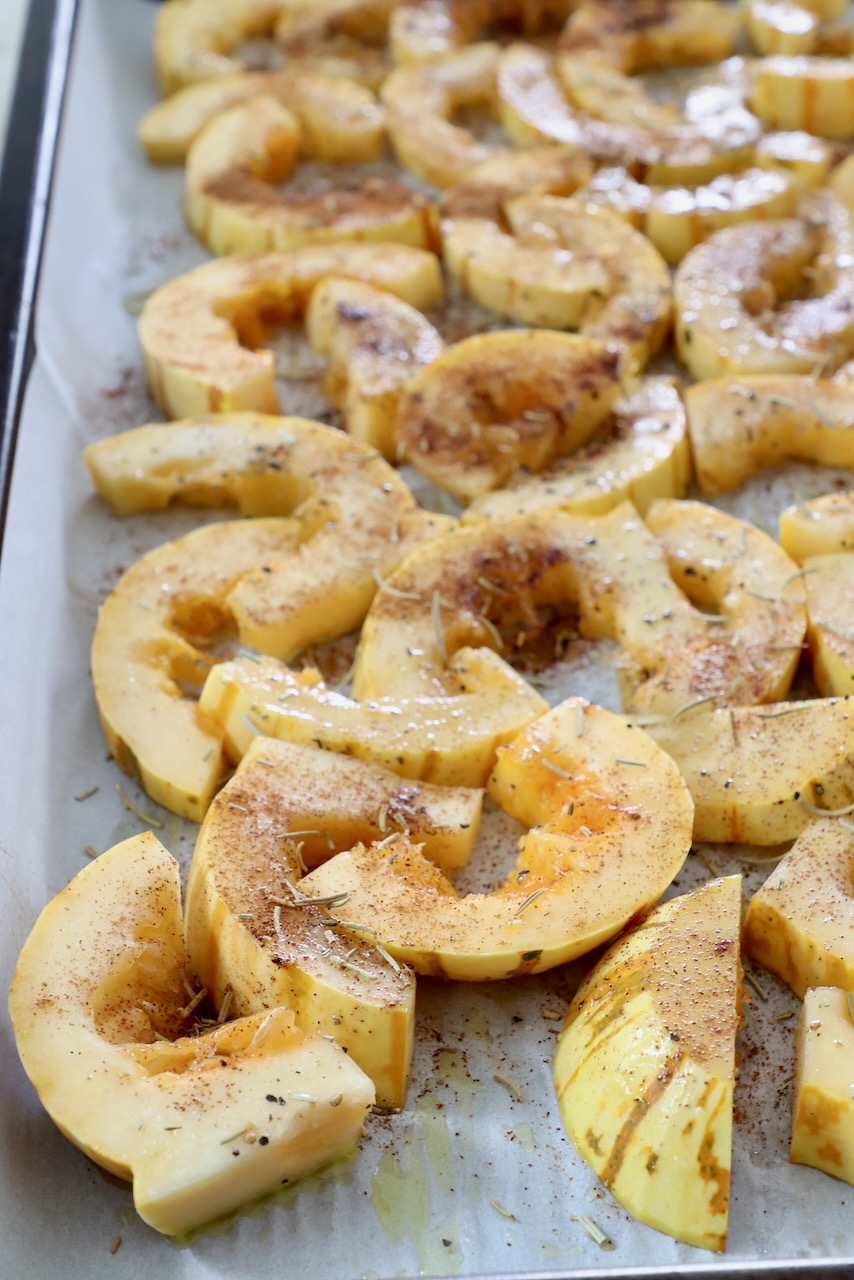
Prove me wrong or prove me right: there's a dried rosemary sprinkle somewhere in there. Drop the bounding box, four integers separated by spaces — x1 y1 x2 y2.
573 1215 613 1250
541 1008 563 1021
283 829 322 839
671 694 716 720
494 1071 524 1102
542 758 572 780
743 970 769 1003
781 566 820 591
329 954 377 980
757 705 812 720
217 989 233 1023
74 786 98 802
615 758 646 768
371 567 422 601
488 1199 517 1221
514 888 546 917
376 941 401 973
116 783 163 828
800 798 854 818
774 1008 796 1023
575 703 584 737
432 590 448 664
84 844 98 859
848 992 854 1025
178 984 208 1020
839 817 854 833
227 802 248 813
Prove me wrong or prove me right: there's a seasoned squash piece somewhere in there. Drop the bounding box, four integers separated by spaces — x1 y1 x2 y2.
554 875 742 1253
353 501 806 715
296 697 693 980
138 244 443 420
639 696 854 844
88 416 453 818
8 833 374 1235
200 648 548 789
185 737 482 1106
465 378 691 521
790 987 854 1184
184 96 437 256
743 817 854 997
396 331 621 501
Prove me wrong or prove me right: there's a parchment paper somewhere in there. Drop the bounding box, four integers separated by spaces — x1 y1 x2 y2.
0 2 853 1276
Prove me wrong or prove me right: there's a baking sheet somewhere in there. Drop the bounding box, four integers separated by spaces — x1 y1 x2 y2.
1 2 854 1276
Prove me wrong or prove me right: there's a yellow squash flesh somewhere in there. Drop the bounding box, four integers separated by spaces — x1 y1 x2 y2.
185 737 481 1105
380 43 503 188
138 244 443 420
184 95 437 256
91 518 298 822
553 874 742 1253
305 277 443 458
675 193 854 378
790 986 854 1183
396 330 621 501
799 553 854 696
199 648 548 789
464 377 691 521
442 193 672 373
639 696 854 844
296 697 693 979
743 816 854 998
352 500 806 714
154 0 283 95
8 832 375 1235
139 70 386 165
685 369 854 494
88 416 453 818
780 488 854 561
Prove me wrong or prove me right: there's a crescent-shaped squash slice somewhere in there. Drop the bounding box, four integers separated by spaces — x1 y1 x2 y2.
139 70 386 165
553 874 742 1253
780 489 854 561
441 193 671 372
674 192 854 378
8 832 374 1236
745 0 848 56
352 500 806 714
185 95 437 256
685 368 854 494
138 243 443 420
90 420 452 820
185 737 481 1105
496 43 759 187
465 377 691 521
790 986 854 1184
396 331 620 501
295 696 693 980
389 0 575 65
798 552 854 696
380 43 504 188
199 648 548 788
752 55 854 139
559 0 742 73
85 414 452 661
153 0 283 96
638 695 854 844
743 816 854 998
305 277 443 458
91 518 298 823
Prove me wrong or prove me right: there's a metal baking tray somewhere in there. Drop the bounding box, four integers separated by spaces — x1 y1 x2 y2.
0 2 852 1276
